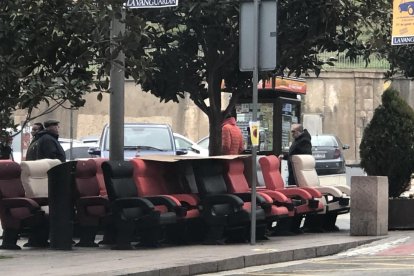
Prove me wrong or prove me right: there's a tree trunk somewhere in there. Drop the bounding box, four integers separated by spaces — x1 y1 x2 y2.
208 115 222 156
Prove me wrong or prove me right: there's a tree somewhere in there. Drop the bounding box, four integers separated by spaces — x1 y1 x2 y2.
132 0 384 155
0 0 150 137
360 88 414 198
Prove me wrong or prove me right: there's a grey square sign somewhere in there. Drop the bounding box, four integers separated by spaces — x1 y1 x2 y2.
239 1 277 71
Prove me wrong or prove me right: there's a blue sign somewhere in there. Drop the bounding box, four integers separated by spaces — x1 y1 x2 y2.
125 0 178 9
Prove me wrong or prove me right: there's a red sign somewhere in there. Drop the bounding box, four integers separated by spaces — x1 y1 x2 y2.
258 76 306 94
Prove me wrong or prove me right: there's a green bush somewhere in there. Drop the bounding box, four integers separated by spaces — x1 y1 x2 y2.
360 88 414 198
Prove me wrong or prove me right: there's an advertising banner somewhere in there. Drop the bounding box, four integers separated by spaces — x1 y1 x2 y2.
392 0 414 45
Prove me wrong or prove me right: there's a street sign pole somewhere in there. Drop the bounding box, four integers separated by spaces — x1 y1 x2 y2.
250 0 260 245
109 2 178 161
109 10 126 161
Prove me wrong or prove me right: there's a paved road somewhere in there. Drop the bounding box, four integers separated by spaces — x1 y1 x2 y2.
209 232 414 276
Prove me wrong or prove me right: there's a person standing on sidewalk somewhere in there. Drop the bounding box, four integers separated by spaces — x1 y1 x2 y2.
26 119 66 162
0 136 13 160
221 110 244 155
26 122 45 161
279 123 312 186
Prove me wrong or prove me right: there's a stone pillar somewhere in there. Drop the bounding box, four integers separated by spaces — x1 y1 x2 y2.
350 176 388 236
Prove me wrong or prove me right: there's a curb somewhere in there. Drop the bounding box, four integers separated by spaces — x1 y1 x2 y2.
86 238 382 276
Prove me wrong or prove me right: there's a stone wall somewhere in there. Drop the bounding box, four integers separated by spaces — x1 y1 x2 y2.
14 70 414 163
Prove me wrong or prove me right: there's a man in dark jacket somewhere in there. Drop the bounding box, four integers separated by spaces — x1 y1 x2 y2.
280 124 312 186
26 119 66 162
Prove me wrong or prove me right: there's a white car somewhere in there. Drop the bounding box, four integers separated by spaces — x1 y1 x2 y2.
59 138 92 160
173 133 207 156
196 136 210 156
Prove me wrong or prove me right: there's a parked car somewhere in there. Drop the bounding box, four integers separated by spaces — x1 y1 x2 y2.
89 123 187 159
173 133 205 156
311 134 349 175
196 136 210 156
59 139 92 160
80 136 100 147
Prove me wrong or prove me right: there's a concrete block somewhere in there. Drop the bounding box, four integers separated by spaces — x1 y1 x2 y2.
350 176 388 236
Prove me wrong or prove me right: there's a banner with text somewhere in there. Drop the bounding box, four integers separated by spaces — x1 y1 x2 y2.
125 0 178 9
392 0 414 45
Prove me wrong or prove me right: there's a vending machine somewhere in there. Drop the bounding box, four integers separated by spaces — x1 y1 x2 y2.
235 76 306 155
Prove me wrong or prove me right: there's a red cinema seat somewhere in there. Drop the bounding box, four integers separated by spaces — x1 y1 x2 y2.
74 159 111 247
223 158 290 224
130 158 202 243
101 160 164 249
89 158 108 196
0 160 49 249
259 155 324 233
193 159 267 244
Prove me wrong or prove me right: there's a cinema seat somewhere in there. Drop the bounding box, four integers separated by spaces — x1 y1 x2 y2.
74 159 111 247
130 158 201 243
223 158 290 227
259 155 324 233
291 155 350 231
0 160 49 249
102 161 175 249
193 159 267 244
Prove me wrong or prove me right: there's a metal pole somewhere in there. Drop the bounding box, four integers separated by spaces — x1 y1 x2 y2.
109 10 126 161
250 0 260 245
69 108 73 160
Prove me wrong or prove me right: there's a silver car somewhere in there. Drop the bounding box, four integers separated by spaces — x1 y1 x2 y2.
311 135 349 175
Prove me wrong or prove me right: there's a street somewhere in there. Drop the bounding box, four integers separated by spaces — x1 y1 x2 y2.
207 213 414 276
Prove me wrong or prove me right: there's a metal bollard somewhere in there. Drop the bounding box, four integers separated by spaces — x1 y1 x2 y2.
48 161 77 250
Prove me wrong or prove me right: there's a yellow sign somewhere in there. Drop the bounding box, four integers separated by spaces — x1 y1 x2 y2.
249 121 260 147
392 0 414 45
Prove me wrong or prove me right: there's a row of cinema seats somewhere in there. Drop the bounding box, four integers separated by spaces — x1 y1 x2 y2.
0 155 350 250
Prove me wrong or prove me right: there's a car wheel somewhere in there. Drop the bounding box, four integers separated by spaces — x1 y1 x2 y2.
409 6 414 15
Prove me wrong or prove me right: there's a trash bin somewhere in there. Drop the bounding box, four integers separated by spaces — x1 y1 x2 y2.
48 161 77 250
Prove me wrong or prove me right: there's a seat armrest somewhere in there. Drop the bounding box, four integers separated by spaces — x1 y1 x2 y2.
30 197 49 206
1 197 40 211
170 194 199 206
77 196 109 209
334 185 351 195
144 195 180 210
297 187 323 198
314 186 343 198
257 189 289 203
111 197 154 213
232 192 265 204
202 194 244 209
276 188 313 199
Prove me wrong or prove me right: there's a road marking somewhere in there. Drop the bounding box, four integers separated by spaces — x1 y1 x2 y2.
337 237 410 256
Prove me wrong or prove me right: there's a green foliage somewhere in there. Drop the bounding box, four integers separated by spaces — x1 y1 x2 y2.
360 88 414 198
0 0 149 134
132 0 383 155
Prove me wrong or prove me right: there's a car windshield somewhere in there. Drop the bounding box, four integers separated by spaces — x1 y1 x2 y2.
312 136 338 147
104 126 173 151
197 137 209 149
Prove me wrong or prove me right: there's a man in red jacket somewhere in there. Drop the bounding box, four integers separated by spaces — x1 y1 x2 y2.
221 111 244 155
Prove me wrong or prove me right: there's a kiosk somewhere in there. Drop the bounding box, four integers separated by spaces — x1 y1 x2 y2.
235 76 306 155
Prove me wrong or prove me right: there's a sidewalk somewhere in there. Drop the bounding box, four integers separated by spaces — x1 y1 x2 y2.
0 214 392 276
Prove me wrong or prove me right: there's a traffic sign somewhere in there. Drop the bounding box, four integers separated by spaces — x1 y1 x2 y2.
125 0 178 9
